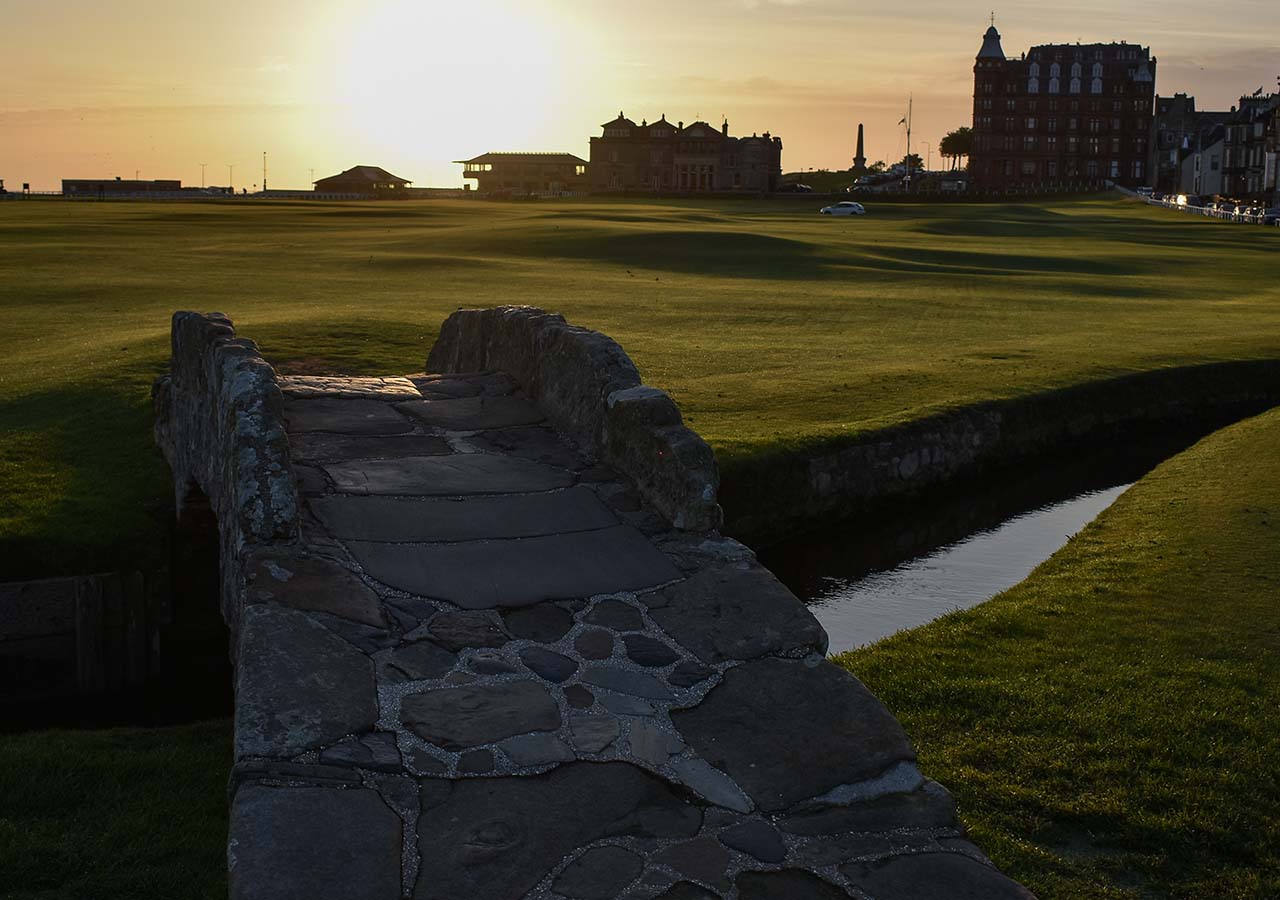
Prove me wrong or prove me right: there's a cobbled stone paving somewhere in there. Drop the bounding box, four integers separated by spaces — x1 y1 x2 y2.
223 370 1035 899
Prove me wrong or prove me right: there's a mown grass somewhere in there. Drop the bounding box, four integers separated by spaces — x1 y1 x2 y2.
0 719 230 900
839 407 1280 899
3 196 1280 578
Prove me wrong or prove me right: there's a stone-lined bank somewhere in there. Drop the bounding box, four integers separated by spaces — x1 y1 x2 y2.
153 307 1034 900
720 359 1280 545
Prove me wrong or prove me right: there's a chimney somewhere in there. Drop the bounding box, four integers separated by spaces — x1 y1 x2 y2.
678 121 684 129
722 119 729 136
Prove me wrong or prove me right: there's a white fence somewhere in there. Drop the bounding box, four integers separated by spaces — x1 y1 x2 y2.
1140 193 1279 226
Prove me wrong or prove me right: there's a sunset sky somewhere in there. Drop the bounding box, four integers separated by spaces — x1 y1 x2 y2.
2 0 1277 190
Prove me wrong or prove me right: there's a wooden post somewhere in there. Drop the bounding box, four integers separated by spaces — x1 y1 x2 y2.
74 576 105 694
101 573 125 693
124 572 148 687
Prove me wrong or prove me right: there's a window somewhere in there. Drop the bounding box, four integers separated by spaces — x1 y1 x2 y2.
1048 160 1059 177
1067 159 1079 176
1091 78 1103 94
1111 118 1121 131
1071 62 1082 78
1049 77 1060 94
1023 135 1038 151
1029 62 1041 77
1113 100 1123 112
1048 99 1059 112
1109 160 1120 178
1006 99 1017 111
1028 78 1040 94
1048 117 1058 132
1111 136 1121 153
1047 136 1058 152
1021 160 1037 176
1092 62 1104 77
1050 62 1061 78
983 82 994 94
1005 116 1016 132
1089 118 1100 133
1067 136 1079 152
1089 137 1100 155
1086 159 1100 177
1131 160 1143 179
1069 78 1081 94
1025 117 1037 130
981 98 993 111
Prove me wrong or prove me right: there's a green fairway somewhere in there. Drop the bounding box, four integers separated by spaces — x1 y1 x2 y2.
2 195 1279 577
0 718 230 900
839 407 1280 899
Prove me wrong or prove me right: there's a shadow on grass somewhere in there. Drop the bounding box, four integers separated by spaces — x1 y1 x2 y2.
0 383 173 581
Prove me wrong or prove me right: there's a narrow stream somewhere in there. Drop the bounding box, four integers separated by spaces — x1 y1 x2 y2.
759 432 1203 656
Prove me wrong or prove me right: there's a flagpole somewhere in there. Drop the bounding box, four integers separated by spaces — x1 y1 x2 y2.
906 95 913 192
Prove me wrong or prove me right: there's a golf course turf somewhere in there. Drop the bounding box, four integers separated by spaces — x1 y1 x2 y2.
1 195 1277 898
2 194 1279 577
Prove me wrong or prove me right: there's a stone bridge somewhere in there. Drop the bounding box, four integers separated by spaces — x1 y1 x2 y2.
153 307 1034 900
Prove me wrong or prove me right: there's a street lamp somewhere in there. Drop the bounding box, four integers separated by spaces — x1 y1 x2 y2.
921 142 932 173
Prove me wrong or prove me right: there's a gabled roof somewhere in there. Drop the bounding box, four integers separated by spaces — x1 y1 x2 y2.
453 152 587 165
601 111 637 129
676 121 722 139
314 165 410 185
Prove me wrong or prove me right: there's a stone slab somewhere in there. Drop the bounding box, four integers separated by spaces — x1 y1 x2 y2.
779 781 957 836
228 784 401 900
735 870 851 900
672 658 915 812
400 680 560 750
396 395 544 430
323 454 572 496
654 838 730 892
841 852 1037 899
467 426 586 470
414 762 700 900
289 432 451 463
284 398 413 435
308 486 617 542
348 526 682 608
235 604 379 759
644 563 828 664
246 554 386 629
554 846 645 899
277 375 423 400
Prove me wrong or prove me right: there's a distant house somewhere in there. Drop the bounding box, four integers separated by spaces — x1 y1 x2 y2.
588 113 782 193
313 166 411 195
454 153 588 195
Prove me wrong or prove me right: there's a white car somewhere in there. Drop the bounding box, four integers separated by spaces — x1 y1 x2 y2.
820 201 866 216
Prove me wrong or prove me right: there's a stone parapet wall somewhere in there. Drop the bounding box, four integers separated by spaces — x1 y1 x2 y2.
428 306 722 531
724 359 1280 543
152 311 299 633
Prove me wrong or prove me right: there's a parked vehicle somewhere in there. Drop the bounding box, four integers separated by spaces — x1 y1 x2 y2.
1262 208 1280 225
1136 186 1153 197
820 201 867 216
777 183 812 193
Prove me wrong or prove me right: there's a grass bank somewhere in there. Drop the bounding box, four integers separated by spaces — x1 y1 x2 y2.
839 407 1280 899
0 718 230 899
3 196 1280 578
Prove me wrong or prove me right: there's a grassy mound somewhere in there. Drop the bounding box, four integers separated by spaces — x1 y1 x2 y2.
840 407 1280 899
